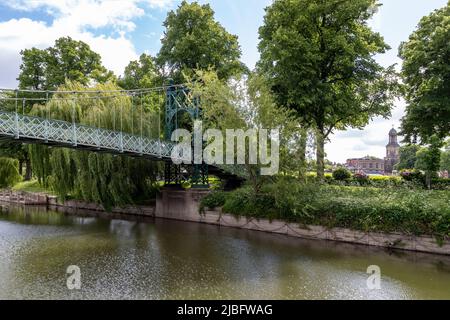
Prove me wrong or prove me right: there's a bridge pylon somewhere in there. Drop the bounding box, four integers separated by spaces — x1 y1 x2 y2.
164 81 209 188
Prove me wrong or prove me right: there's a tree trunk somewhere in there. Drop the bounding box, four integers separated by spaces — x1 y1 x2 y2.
18 160 23 176
25 158 32 181
298 128 308 182
316 130 325 181
426 171 432 190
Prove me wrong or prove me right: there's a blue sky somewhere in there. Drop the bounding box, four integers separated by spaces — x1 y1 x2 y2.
0 0 447 162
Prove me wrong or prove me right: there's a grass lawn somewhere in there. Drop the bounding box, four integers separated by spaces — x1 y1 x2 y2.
12 180 54 195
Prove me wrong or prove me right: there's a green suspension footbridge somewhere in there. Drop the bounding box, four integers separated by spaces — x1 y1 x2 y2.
0 84 245 188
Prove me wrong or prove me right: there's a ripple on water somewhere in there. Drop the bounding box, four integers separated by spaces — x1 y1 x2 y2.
0 205 450 300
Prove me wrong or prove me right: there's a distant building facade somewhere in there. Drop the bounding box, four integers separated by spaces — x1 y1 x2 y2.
346 156 385 174
346 128 400 175
384 128 400 175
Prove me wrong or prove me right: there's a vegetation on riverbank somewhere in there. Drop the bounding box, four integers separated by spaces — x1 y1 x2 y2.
200 178 450 240
0 158 21 188
305 171 450 190
11 180 54 194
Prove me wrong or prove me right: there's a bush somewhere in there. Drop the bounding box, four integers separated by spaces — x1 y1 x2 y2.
199 191 227 212
353 173 369 185
333 168 352 181
400 170 425 183
431 178 450 190
205 181 450 240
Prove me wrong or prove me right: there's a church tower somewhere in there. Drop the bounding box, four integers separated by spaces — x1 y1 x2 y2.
384 128 400 174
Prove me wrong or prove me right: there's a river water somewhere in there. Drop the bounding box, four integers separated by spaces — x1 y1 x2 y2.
0 203 449 300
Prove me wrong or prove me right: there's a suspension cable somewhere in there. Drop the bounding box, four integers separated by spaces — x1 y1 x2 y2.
131 93 134 136
140 92 143 140
14 90 18 114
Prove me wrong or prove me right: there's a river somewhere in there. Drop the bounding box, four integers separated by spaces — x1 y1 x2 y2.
0 203 449 300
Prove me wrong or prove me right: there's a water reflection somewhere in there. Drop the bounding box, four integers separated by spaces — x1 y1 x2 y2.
0 203 449 300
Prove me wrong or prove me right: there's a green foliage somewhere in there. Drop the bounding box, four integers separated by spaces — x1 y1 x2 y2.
221 186 278 220
28 82 160 208
157 1 246 82
431 178 450 191
353 173 369 185
119 53 159 90
18 37 114 91
414 136 443 188
441 139 450 172
399 2 450 142
0 157 21 188
258 0 398 179
199 191 227 212
12 180 51 194
441 148 450 172
396 144 420 170
206 181 450 239
332 168 352 181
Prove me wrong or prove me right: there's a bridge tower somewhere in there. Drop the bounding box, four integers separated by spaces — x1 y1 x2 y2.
164 82 209 188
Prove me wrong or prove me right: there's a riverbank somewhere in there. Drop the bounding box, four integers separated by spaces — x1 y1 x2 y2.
0 188 449 256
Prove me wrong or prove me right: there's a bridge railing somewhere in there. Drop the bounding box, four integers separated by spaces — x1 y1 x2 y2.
0 110 178 160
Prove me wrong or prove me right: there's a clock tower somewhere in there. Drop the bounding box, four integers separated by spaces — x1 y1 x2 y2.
384 128 400 174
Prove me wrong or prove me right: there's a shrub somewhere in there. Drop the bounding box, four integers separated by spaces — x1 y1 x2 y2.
333 168 352 181
0 157 21 188
199 191 227 212
431 178 450 190
400 170 425 183
353 173 369 185
208 181 450 240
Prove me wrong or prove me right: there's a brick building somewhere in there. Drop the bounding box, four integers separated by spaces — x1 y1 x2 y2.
346 128 400 175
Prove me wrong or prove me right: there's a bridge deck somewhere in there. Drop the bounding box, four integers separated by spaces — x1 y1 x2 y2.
0 110 247 179
0 110 176 161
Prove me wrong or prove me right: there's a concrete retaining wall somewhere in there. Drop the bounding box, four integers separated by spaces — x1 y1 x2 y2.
0 189 49 205
153 188 450 256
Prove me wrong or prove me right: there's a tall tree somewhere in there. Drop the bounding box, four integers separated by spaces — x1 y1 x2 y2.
0 143 32 180
258 0 397 179
28 82 159 209
119 54 159 90
440 139 450 172
395 144 421 170
18 37 114 91
7 37 115 181
157 1 246 82
414 135 443 188
0 158 21 188
399 2 450 143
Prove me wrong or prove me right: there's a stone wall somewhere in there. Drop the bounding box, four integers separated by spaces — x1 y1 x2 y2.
0 189 49 205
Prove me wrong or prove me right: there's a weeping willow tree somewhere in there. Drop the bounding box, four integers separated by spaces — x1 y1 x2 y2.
29 82 163 209
0 157 21 188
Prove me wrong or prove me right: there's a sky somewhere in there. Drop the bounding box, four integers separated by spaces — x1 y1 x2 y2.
0 0 448 163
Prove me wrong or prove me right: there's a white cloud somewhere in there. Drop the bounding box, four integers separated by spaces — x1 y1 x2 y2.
0 0 174 87
327 101 405 164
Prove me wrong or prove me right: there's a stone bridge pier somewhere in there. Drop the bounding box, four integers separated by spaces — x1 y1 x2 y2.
155 186 210 221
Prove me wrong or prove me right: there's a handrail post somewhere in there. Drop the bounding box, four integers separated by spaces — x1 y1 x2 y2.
72 123 77 146
119 132 124 153
45 119 49 142
14 112 19 139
